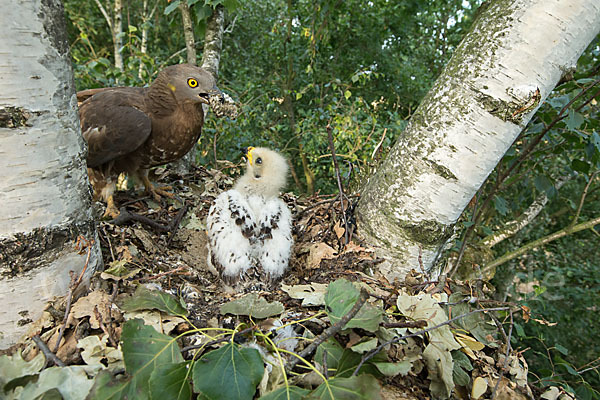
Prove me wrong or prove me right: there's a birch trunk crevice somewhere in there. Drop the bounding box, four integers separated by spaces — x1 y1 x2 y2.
0 0 102 349
356 0 600 282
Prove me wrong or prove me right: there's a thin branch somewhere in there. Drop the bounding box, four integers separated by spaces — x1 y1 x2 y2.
93 0 113 31
571 171 598 227
326 123 349 245
484 215 600 272
181 326 255 353
32 335 65 368
286 289 369 374
353 306 511 376
491 310 514 399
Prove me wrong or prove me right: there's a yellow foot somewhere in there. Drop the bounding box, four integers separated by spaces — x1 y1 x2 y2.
147 185 174 202
102 196 120 219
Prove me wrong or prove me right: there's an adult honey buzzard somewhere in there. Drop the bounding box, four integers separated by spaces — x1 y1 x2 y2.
78 63 232 218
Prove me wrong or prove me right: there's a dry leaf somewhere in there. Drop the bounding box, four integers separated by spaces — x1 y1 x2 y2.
306 242 337 269
333 220 345 239
471 376 488 399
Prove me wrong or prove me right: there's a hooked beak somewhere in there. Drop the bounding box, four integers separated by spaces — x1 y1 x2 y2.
243 147 255 164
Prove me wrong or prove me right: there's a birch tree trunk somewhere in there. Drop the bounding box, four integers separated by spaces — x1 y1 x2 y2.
356 0 600 282
180 1 197 65
113 0 123 71
0 0 102 349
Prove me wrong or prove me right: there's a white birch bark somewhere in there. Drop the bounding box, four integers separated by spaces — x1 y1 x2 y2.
180 1 197 65
113 0 124 71
356 0 600 282
201 4 224 79
0 0 102 349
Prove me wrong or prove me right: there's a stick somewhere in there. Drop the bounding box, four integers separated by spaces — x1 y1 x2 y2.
352 306 511 376
167 203 189 247
33 335 65 367
286 288 369 373
326 123 350 245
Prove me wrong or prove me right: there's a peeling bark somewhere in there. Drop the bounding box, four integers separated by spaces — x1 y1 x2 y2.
356 0 600 282
0 0 102 348
201 4 224 79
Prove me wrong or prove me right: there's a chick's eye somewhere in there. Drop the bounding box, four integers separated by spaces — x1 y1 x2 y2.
187 78 198 88
256 157 262 164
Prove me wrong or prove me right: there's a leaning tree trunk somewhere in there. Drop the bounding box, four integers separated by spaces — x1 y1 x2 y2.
0 0 102 349
356 0 600 282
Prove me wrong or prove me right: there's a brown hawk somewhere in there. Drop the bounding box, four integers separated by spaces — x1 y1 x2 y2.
78 63 233 218
206 147 293 285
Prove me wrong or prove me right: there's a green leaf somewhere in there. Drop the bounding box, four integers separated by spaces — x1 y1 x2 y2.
350 338 378 354
325 279 382 332
452 362 471 387
0 352 45 389
533 175 554 196
335 348 383 378
118 286 188 317
590 131 600 152
565 110 585 130
89 319 184 399
344 90 352 100
314 338 344 371
219 293 284 319
192 343 264 400
554 344 569 355
149 362 192 400
493 196 509 216
16 366 95 400
307 374 383 400
571 159 590 174
164 0 181 15
259 386 310 400
372 361 412 377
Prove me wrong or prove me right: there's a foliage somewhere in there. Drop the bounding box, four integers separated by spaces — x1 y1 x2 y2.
60 0 600 396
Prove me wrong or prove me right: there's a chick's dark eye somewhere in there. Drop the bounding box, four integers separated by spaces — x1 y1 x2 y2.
256 157 262 164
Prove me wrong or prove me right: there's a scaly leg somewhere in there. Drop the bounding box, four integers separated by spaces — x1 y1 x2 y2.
102 194 120 219
139 169 174 201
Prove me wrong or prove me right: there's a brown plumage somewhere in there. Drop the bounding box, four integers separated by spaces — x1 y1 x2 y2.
78 64 224 218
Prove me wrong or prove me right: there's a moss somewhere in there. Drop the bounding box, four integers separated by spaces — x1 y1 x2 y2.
0 221 96 277
0 107 34 128
400 219 454 246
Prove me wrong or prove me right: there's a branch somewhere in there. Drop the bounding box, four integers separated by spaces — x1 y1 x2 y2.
353 306 511 376
479 175 571 248
483 215 600 272
93 0 113 31
286 289 369 373
326 123 350 245
571 171 598 228
200 4 224 78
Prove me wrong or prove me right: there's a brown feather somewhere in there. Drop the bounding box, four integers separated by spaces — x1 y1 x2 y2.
79 64 223 217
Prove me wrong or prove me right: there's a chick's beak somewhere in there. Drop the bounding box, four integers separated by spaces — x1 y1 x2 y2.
243 146 255 165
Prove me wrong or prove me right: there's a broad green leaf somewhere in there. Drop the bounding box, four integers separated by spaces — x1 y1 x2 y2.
314 338 344 371
324 279 382 332
546 95 569 110
534 175 554 195
219 293 284 319
571 159 590 174
17 366 95 400
307 374 383 400
554 344 569 355
259 385 310 400
590 131 600 152
89 319 184 399
192 343 264 400
164 0 180 15
86 370 129 400
344 90 352 99
565 110 584 130
118 286 188 317
372 361 412 377
493 195 509 216
452 361 471 387
0 352 45 388
335 348 384 378
149 362 192 400
350 338 379 354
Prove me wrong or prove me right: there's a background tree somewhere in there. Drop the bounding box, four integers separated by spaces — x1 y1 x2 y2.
0 0 102 348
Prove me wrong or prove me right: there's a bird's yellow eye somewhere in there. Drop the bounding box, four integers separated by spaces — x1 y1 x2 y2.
187 78 198 88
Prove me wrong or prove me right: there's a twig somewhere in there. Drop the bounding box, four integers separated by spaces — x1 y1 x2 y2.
181 326 255 353
142 266 191 281
491 310 514 399
326 123 350 245
111 208 170 231
167 203 189 247
353 306 511 376
382 320 428 329
33 335 65 367
571 171 598 227
286 289 369 373
53 238 93 353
